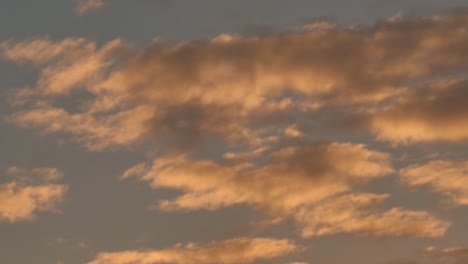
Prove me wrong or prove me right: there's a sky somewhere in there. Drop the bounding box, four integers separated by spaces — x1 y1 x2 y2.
1 1 468 264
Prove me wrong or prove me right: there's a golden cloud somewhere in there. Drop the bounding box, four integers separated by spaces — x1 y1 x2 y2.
425 246 468 264
74 0 107 15
295 193 448 238
400 159 468 205
359 79 468 144
123 142 449 238
87 238 297 264
2 13 468 150
0 167 68 223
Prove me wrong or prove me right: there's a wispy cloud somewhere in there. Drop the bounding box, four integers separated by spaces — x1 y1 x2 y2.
74 0 107 15
401 159 468 205
87 238 298 264
425 246 468 264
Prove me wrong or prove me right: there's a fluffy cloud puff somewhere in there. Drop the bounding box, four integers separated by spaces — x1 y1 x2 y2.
0 167 68 223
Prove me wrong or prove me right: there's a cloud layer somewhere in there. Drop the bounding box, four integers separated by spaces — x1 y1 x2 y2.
2 13 468 151
2 12 468 262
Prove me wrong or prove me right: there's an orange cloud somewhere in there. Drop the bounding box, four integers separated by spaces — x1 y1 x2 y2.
0 167 68 223
1 37 128 97
123 143 393 211
123 142 449 237
9 104 153 151
3 13 468 150
295 193 448 238
359 79 468 144
74 0 107 15
400 160 468 205
6 166 64 182
425 246 468 264
87 238 297 264
1 38 90 65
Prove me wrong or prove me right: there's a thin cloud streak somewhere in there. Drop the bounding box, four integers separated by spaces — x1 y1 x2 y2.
74 0 107 15
87 238 298 264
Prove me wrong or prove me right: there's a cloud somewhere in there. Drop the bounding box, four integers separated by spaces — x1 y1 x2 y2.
0 167 68 223
74 0 107 15
9 103 153 151
123 142 393 212
295 193 448 238
2 13 468 150
386 246 468 264
123 142 449 238
352 79 468 144
6 166 64 182
87 237 297 264
1 38 91 65
425 246 468 264
1 37 129 97
400 159 468 205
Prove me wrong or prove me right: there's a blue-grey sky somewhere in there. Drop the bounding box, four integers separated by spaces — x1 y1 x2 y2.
1 1 468 264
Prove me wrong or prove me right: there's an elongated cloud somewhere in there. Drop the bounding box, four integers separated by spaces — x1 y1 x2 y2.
123 142 449 237
123 143 393 212
87 238 297 264
0 167 68 223
389 246 468 264
1 37 128 96
425 246 468 264
6 166 64 182
75 0 107 15
3 13 468 150
400 160 468 205
1 38 91 65
295 193 448 238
